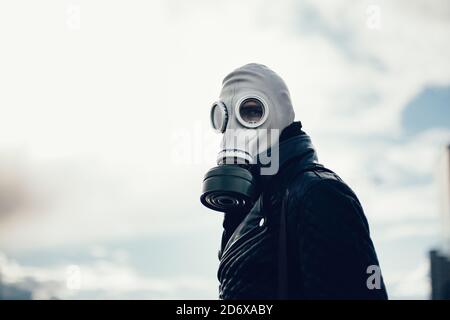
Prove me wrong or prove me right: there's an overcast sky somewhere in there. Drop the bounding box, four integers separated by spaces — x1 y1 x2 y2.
0 0 449 299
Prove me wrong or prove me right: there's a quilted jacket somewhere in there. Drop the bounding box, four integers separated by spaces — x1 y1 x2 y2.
217 122 388 299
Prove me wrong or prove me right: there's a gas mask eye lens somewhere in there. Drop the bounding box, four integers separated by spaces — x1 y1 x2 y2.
236 96 268 128
210 101 228 133
240 98 264 124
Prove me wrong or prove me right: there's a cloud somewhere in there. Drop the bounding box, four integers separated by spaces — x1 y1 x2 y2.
402 86 450 136
0 250 216 299
386 259 431 299
378 222 438 242
1 0 448 248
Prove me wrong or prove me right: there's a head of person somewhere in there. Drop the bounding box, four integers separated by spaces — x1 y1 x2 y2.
211 63 295 165
201 63 296 213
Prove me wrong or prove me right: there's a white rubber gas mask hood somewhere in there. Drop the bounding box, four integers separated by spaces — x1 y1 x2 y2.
201 63 295 213
211 63 295 165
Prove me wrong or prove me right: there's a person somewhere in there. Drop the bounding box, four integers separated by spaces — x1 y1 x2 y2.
200 63 388 299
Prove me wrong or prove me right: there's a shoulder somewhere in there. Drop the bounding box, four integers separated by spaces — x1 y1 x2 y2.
286 166 367 228
287 165 354 205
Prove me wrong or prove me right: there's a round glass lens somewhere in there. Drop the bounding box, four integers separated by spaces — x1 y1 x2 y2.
211 102 226 132
239 98 264 124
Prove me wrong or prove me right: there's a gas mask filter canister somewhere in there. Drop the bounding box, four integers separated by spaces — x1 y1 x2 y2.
200 97 267 212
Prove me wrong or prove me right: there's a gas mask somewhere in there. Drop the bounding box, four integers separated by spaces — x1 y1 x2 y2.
201 63 295 213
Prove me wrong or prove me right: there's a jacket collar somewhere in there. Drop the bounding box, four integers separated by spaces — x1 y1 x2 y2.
257 122 320 188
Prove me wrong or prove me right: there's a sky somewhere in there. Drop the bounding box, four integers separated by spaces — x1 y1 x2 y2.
0 0 449 299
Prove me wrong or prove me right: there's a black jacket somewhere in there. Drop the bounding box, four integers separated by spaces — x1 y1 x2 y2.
218 122 388 299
